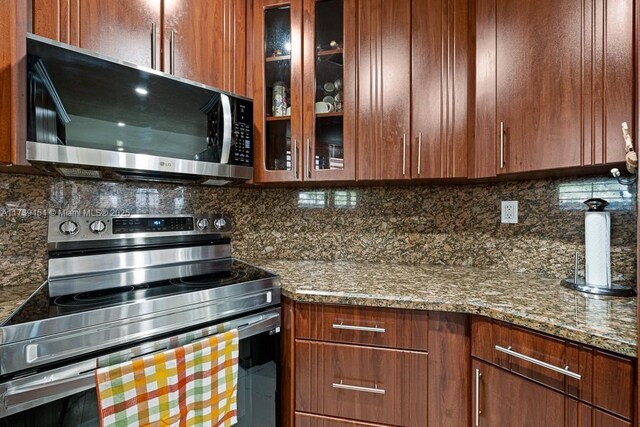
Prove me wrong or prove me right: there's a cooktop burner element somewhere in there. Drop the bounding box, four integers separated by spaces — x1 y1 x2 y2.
54 284 150 307
170 270 250 288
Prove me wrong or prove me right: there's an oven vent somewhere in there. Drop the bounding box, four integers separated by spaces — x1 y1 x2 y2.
56 167 102 179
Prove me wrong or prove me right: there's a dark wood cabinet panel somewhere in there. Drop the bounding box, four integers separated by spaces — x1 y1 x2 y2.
294 303 428 351
295 412 389 426
32 0 60 41
378 0 411 181
427 312 470 427
474 0 633 177
356 0 411 181
473 359 568 427
296 341 428 426
496 0 582 173
471 316 636 422
411 0 469 179
0 0 27 166
592 350 634 420
75 0 161 69
164 0 246 91
32 0 247 94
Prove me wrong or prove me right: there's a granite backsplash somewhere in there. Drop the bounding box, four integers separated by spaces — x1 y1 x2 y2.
0 173 636 287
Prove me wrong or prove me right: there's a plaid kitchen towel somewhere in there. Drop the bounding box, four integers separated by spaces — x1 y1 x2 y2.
96 329 239 427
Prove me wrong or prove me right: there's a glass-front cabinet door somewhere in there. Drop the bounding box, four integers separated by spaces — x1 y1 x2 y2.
254 0 302 182
253 0 355 183
302 0 355 181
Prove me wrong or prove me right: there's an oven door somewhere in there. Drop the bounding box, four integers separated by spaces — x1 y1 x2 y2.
0 308 280 426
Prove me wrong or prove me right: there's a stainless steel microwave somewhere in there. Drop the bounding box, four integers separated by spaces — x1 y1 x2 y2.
25 34 253 185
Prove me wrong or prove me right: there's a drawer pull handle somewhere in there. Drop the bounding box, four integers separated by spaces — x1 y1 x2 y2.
332 380 385 395
495 345 581 380
332 323 386 333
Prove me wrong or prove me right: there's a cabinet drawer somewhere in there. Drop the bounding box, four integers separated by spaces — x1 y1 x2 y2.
471 316 635 420
296 341 428 426
295 303 428 351
295 412 390 426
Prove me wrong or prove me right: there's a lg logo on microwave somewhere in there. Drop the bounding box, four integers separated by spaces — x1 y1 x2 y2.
159 161 172 168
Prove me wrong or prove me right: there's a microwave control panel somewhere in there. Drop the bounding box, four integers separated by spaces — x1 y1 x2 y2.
231 100 253 166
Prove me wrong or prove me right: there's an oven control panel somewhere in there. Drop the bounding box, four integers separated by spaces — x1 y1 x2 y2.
48 214 231 248
112 217 194 234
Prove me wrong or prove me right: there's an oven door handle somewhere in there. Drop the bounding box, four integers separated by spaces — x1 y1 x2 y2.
0 309 280 417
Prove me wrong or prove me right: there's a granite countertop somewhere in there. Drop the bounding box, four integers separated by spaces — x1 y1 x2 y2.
248 259 638 357
0 257 47 322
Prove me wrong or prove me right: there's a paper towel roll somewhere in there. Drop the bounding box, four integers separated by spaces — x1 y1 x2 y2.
585 211 611 286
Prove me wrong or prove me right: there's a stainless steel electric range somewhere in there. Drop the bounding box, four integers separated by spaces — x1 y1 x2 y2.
0 213 280 426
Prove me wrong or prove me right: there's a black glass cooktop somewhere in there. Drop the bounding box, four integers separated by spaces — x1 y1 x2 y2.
4 259 276 326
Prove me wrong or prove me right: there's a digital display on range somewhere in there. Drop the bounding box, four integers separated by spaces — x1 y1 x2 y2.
113 217 194 234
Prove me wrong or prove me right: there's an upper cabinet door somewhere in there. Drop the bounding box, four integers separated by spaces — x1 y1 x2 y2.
75 0 162 69
474 0 633 177
411 0 468 179
357 0 411 181
253 0 304 183
164 0 245 91
302 0 356 181
497 0 583 174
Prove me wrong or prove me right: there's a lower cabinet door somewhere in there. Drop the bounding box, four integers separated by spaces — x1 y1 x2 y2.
296 341 428 426
473 359 568 427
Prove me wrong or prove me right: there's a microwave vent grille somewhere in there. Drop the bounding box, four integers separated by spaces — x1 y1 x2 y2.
56 167 102 179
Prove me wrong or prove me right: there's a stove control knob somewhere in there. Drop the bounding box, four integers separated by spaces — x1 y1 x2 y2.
89 220 106 234
59 220 79 235
214 217 226 230
197 218 210 230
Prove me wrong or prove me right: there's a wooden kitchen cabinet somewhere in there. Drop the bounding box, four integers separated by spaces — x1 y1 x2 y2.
0 0 27 167
356 0 411 181
473 0 633 177
31 0 247 93
290 302 470 427
253 0 357 183
473 360 632 427
358 0 470 181
472 315 636 423
410 0 469 179
164 0 247 92
473 359 569 426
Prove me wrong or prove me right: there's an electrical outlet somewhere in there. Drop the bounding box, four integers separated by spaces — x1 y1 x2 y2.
501 201 518 224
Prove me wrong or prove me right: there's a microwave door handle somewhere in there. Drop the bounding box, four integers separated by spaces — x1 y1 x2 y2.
220 93 232 164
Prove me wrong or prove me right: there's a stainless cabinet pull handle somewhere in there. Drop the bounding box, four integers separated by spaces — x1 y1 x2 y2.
475 368 482 426
306 138 311 178
332 323 386 333
402 133 407 176
292 139 298 178
151 23 157 69
417 132 422 175
332 380 385 395
170 30 176 74
499 121 505 169
494 345 581 380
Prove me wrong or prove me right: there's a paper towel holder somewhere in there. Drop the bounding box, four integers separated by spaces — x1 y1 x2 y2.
561 252 636 297
561 198 635 297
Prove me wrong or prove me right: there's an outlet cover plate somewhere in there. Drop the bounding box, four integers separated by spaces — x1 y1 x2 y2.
501 201 518 224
